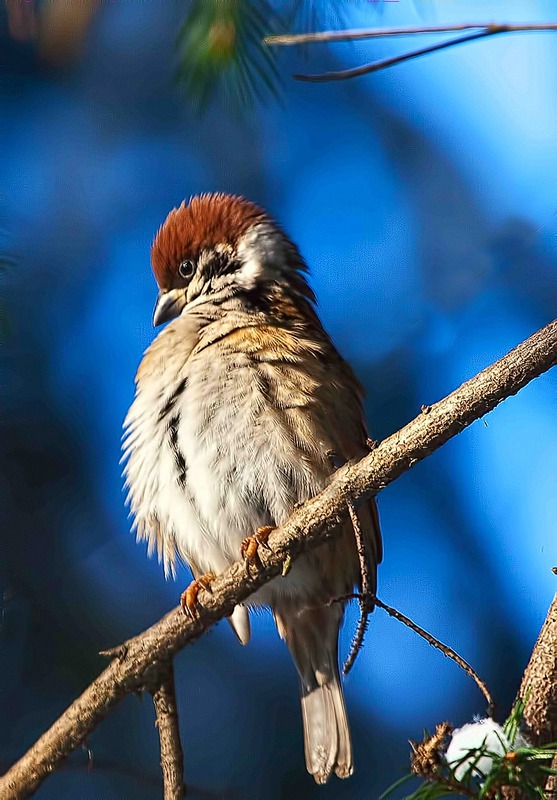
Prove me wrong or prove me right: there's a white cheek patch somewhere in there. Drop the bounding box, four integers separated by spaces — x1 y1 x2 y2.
237 255 263 287
236 223 285 289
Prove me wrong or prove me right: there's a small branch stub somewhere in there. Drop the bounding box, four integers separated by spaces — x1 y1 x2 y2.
410 721 453 777
151 664 185 800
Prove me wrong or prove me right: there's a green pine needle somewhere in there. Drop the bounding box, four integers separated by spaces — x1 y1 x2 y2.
175 0 370 110
504 694 528 746
176 0 281 111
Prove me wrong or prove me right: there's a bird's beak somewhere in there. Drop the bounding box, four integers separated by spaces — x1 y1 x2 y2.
153 288 187 327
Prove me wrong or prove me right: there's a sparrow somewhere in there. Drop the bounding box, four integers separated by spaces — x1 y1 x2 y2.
123 193 382 784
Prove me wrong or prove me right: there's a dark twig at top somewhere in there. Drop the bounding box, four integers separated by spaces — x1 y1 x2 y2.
264 23 557 82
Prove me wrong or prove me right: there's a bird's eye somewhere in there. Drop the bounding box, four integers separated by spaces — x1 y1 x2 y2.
178 259 195 279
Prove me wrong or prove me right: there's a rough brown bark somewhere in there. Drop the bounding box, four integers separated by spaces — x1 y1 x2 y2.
546 756 557 799
502 593 557 800
519 593 557 800
0 318 556 800
518 593 557 747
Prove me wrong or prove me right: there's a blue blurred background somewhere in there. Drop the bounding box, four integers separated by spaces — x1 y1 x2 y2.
1 1 556 797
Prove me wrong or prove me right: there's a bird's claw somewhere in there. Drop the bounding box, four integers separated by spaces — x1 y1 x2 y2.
180 572 216 619
241 525 275 570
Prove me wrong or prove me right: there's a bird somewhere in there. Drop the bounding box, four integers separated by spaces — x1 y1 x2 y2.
123 193 382 784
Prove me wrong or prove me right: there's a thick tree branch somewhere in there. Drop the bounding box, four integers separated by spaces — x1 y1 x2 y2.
151 665 185 800
264 23 557 82
502 592 557 800
1 318 556 800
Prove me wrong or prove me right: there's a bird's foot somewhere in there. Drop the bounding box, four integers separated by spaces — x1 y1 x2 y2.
326 449 346 470
241 525 275 571
180 572 216 619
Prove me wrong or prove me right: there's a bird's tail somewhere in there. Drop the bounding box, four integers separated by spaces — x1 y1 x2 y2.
274 604 352 784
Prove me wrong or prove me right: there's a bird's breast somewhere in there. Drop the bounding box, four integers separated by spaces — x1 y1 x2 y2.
125 322 332 592
177 346 319 558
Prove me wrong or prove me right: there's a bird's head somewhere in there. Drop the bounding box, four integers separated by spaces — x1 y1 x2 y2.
150 193 314 326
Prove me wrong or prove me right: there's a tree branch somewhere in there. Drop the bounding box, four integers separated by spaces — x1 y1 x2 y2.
502 592 557 800
517 592 557 746
0 319 556 799
151 665 185 800
264 23 557 82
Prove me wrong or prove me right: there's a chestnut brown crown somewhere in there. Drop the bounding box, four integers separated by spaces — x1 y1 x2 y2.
151 193 268 290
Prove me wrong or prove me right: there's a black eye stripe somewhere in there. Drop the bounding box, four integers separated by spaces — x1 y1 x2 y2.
178 252 240 281
213 253 240 276
178 259 195 279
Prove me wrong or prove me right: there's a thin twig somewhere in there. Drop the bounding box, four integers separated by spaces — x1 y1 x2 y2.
151 664 185 800
293 30 496 82
374 595 495 716
343 501 372 676
264 23 557 83
0 319 555 799
335 592 495 716
265 23 557 47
